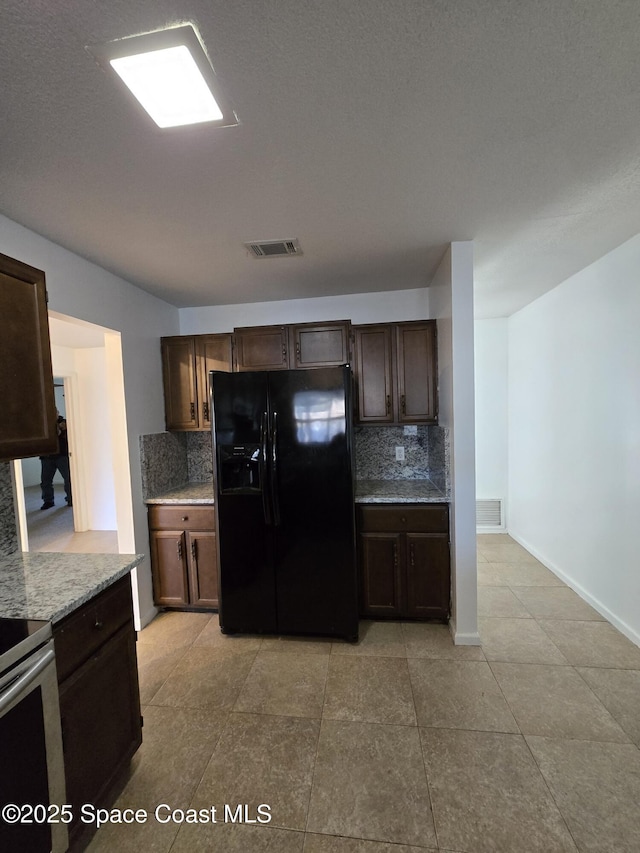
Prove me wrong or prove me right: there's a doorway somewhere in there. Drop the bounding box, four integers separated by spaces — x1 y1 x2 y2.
13 313 133 556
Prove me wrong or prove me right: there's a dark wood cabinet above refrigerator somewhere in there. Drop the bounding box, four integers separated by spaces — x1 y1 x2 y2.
234 320 351 371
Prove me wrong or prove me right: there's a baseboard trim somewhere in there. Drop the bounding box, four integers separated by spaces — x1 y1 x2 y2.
449 618 481 646
509 530 640 649
138 603 159 632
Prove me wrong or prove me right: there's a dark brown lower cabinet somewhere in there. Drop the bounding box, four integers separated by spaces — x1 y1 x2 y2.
357 504 450 620
53 576 142 851
148 505 218 609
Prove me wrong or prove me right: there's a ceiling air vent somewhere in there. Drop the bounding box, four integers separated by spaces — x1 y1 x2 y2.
244 239 303 258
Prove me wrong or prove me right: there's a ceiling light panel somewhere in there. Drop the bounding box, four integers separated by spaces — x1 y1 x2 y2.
87 24 239 129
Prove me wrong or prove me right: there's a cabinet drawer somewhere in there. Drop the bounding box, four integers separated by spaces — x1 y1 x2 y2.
358 504 449 533
148 505 215 531
54 576 133 683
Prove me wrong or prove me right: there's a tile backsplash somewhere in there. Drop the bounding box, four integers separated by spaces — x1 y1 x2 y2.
354 425 449 491
186 433 214 483
140 423 450 500
139 432 189 499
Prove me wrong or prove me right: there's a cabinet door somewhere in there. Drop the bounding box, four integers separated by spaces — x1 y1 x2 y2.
290 321 350 368
150 531 190 606
395 321 438 423
354 325 394 423
234 325 289 371
0 253 58 460
58 623 142 847
161 336 198 430
358 532 403 618
405 533 450 619
187 531 218 608
196 334 233 429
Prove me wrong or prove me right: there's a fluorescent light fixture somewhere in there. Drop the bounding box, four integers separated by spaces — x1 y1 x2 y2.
88 24 239 129
110 46 223 127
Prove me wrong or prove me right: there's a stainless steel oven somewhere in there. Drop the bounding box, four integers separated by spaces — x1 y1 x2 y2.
0 618 68 853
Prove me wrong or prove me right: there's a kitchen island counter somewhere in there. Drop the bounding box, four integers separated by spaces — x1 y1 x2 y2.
0 551 143 622
145 482 214 505
355 478 448 504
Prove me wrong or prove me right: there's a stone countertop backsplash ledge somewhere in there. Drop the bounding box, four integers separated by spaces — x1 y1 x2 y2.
140 424 449 503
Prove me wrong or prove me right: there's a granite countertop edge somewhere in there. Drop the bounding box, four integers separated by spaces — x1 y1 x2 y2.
355 479 449 504
0 552 144 623
146 479 449 505
145 482 215 505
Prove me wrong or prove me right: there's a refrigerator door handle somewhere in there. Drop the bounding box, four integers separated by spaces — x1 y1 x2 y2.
270 410 281 526
260 411 271 525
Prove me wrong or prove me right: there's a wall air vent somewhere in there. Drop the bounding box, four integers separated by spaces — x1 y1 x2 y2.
476 498 504 530
244 239 303 258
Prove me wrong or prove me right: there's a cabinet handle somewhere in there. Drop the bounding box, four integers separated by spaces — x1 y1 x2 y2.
401 394 406 414
386 394 391 414
177 540 183 560
203 401 209 421
410 543 415 568
190 402 196 421
393 543 398 568
296 342 301 362
191 540 197 562
282 345 287 363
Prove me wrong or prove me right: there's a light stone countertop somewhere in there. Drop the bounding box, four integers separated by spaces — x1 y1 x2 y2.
0 552 144 622
355 479 448 503
145 480 448 505
145 482 215 505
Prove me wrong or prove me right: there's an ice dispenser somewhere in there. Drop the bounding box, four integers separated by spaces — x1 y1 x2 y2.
218 444 262 493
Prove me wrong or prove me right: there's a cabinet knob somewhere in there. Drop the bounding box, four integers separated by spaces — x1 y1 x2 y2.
181 516 188 522
401 516 406 523
94 620 104 630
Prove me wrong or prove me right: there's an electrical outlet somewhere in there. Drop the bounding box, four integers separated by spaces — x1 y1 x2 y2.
395 446 405 461
404 425 417 436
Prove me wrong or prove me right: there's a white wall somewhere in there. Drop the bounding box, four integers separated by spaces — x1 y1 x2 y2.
73 347 117 529
508 234 640 645
0 214 179 628
474 319 508 509
180 288 430 333
430 242 478 644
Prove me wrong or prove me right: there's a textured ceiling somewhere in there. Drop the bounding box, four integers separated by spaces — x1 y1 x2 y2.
2 1 640 317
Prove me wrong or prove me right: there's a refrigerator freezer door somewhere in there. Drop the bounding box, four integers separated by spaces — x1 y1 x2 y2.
269 366 358 639
211 371 277 634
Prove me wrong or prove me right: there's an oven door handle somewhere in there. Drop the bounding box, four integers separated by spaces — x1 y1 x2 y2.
0 647 55 713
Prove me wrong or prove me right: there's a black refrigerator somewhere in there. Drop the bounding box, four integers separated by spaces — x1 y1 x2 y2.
210 365 358 641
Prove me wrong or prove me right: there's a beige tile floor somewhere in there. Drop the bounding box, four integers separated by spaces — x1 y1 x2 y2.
87 534 640 852
24 484 118 553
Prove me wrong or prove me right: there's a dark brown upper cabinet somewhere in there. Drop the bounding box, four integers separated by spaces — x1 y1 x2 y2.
290 321 351 368
161 334 233 431
234 321 351 371
234 325 289 371
0 252 58 460
353 320 438 425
